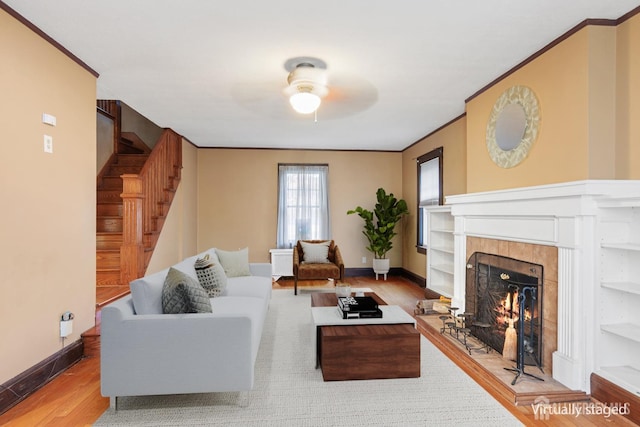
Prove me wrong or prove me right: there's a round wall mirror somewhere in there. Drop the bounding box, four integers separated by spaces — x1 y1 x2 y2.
486 86 540 168
495 103 527 151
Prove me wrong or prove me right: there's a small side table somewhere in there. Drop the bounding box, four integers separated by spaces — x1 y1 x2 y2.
269 248 293 280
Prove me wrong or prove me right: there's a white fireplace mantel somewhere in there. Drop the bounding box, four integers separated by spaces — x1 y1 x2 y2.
443 180 640 393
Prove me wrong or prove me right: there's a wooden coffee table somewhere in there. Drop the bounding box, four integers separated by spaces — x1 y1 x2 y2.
310 292 420 381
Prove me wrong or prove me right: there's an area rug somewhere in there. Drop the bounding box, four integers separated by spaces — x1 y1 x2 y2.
94 290 522 426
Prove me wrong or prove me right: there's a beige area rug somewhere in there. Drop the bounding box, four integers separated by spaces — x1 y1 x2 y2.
95 290 523 426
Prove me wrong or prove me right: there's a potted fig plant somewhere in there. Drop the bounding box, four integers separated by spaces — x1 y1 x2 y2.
347 188 409 280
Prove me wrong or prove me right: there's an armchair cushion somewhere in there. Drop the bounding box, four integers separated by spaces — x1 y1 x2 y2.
299 240 331 263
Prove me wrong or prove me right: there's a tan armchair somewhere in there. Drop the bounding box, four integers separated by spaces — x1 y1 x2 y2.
293 239 344 295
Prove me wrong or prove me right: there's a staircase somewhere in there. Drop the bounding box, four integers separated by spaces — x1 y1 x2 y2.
96 153 149 294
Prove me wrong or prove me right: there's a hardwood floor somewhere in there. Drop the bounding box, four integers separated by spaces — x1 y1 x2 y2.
0 276 635 426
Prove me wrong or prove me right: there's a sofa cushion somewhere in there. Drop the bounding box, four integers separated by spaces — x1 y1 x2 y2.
194 254 227 297
300 240 331 263
162 268 213 314
226 275 272 300
130 269 168 315
216 247 251 277
170 255 200 280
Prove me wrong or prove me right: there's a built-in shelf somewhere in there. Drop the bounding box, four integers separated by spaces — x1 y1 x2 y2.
426 206 454 298
431 246 454 255
601 242 640 251
602 281 640 296
596 198 640 398
597 366 640 396
431 227 454 234
432 263 454 275
601 323 640 343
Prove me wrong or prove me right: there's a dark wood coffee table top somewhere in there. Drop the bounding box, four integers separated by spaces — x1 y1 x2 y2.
310 292 387 308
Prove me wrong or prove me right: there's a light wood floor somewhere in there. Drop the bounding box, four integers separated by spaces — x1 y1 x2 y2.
0 277 635 426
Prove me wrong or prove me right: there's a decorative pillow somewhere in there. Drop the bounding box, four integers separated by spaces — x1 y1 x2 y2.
300 241 331 263
194 254 227 297
162 267 213 314
216 247 251 277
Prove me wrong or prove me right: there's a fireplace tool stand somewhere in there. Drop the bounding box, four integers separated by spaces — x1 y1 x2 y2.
504 284 545 385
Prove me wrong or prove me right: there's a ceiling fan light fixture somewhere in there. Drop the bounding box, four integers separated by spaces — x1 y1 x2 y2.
284 60 328 114
289 91 322 114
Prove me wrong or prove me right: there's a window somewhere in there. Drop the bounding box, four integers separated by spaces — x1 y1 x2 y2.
417 147 443 250
276 164 330 248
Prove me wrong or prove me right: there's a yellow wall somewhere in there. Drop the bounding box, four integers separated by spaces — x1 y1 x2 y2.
0 9 97 383
616 14 640 179
466 29 592 192
196 149 403 269
145 140 199 274
401 117 467 278
465 20 640 192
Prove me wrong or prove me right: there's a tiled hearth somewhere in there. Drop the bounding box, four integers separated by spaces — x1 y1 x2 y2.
444 180 640 395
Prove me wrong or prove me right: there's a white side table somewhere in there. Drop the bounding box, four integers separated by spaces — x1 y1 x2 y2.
269 248 293 280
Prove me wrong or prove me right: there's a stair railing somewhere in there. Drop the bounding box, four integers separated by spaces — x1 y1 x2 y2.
120 129 182 285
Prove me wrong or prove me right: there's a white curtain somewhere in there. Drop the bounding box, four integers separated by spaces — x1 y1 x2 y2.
277 164 330 249
419 157 440 207
419 157 440 245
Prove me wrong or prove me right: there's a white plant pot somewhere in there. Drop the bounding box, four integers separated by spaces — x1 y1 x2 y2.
372 258 390 281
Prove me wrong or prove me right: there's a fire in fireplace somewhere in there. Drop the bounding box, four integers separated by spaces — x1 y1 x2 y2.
465 252 544 369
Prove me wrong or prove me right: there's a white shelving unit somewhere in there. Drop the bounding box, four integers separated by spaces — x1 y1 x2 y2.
425 205 454 298
596 198 640 397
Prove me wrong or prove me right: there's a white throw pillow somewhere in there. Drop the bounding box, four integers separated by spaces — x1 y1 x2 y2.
216 247 251 277
300 241 331 263
194 254 227 297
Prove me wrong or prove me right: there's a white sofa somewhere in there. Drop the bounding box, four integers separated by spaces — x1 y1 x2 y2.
100 249 272 409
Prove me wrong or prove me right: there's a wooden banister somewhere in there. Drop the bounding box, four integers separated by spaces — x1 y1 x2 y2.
120 129 182 284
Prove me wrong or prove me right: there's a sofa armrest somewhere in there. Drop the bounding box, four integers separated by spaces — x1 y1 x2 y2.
249 262 272 278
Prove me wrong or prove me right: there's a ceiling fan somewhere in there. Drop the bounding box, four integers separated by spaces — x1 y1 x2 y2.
282 57 329 115
231 56 378 120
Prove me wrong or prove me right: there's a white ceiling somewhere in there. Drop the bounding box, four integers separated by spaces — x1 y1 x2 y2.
6 1 640 151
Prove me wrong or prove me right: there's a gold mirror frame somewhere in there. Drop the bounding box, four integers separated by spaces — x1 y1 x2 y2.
486 85 541 168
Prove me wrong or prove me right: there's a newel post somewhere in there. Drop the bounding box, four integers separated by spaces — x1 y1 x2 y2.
120 174 145 285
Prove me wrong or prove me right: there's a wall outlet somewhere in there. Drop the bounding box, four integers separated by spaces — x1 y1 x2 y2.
362 256 367 264
44 135 53 153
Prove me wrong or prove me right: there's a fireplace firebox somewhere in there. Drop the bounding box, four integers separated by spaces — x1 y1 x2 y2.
465 252 544 373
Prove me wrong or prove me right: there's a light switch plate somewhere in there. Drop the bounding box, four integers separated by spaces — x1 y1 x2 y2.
42 113 56 126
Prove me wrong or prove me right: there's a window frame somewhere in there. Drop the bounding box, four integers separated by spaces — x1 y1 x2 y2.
416 147 443 254
276 163 330 249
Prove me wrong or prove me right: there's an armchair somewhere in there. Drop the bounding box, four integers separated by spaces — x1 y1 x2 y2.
292 239 344 295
